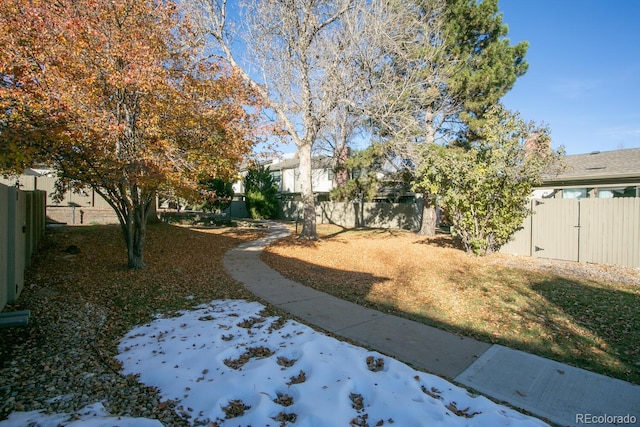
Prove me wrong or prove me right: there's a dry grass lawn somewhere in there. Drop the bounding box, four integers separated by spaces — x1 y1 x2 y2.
2 223 269 373
261 224 640 384
1 222 275 422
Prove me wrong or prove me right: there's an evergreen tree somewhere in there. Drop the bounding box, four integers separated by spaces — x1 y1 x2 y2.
244 165 279 220
365 0 530 235
443 0 529 146
330 144 385 227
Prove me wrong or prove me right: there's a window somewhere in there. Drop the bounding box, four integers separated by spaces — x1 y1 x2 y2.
598 186 638 198
563 188 587 199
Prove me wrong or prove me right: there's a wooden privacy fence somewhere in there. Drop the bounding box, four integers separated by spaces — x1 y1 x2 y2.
280 200 422 230
0 174 118 224
281 198 639 269
501 198 640 269
0 183 46 312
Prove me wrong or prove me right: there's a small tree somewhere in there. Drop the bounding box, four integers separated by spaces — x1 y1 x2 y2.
244 165 279 219
416 106 563 255
330 144 384 227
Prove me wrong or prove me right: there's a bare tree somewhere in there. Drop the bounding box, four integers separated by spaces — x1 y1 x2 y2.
357 0 458 235
315 105 366 188
190 0 370 239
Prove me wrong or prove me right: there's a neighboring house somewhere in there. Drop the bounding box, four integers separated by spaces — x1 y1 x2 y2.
269 155 334 199
534 147 640 199
1 168 95 207
234 153 416 203
233 155 335 200
503 147 640 268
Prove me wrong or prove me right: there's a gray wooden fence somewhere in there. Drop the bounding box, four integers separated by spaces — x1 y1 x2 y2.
280 200 421 230
1 183 46 312
281 198 640 269
0 174 118 224
501 198 640 268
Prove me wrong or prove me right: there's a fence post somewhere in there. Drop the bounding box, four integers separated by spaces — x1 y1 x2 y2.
0 184 8 312
6 187 26 304
37 190 46 242
24 191 34 268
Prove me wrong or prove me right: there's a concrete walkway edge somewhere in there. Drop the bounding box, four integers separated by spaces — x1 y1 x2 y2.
223 222 640 427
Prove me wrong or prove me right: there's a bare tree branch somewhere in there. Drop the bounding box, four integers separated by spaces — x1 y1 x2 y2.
190 0 372 239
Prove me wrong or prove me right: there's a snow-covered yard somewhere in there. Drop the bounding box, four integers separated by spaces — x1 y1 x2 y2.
1 300 547 426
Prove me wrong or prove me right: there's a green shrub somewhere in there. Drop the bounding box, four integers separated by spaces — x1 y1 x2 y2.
244 165 279 219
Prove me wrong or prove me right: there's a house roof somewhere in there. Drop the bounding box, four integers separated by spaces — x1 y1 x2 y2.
24 168 53 177
543 147 640 185
265 156 333 171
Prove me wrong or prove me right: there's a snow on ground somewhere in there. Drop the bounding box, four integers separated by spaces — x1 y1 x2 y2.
0 402 162 427
2 300 548 426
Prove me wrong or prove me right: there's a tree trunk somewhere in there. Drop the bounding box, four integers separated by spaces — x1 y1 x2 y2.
116 191 152 270
417 191 436 236
297 143 318 240
123 199 148 269
333 145 350 187
99 185 152 269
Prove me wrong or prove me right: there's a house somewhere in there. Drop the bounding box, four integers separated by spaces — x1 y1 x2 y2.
535 147 640 199
502 148 640 268
268 155 334 199
233 154 335 201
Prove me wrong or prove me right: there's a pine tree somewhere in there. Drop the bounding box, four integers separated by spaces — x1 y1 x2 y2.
368 0 530 235
443 0 529 146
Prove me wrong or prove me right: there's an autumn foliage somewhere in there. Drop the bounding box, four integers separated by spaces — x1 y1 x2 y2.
0 0 262 268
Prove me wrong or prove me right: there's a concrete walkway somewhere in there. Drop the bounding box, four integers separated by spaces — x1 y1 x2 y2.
223 222 640 427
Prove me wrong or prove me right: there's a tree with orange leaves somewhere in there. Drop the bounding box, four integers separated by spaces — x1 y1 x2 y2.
0 0 261 268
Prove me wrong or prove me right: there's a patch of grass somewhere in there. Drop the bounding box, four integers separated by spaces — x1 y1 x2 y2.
272 410 297 425
159 211 234 227
273 392 294 407
262 226 640 384
276 356 297 368
366 356 385 372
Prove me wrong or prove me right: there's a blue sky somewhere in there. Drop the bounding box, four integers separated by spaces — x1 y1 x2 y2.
499 0 640 155
256 1 640 157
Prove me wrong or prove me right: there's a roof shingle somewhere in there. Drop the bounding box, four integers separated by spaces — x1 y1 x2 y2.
544 147 640 182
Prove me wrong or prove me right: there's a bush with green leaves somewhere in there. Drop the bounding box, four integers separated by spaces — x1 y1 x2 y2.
244 165 279 219
416 106 563 255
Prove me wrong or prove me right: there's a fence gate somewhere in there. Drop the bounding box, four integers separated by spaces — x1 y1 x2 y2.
579 198 640 267
502 198 640 268
530 199 580 262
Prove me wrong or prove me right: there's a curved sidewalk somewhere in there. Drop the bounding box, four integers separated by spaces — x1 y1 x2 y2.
223 222 640 427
